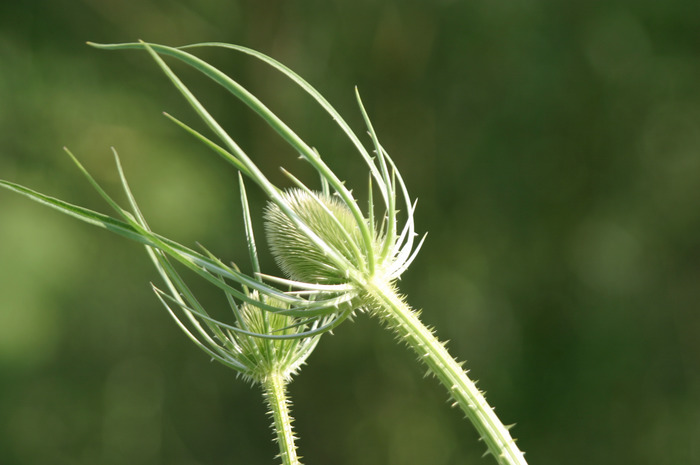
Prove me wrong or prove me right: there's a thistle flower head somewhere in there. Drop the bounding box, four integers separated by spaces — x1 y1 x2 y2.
153 281 322 384
233 291 317 383
264 189 379 285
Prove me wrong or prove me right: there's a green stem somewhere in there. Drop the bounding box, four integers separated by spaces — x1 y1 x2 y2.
364 278 527 465
261 371 302 465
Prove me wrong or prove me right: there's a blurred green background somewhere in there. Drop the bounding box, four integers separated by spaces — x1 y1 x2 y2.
1 1 699 464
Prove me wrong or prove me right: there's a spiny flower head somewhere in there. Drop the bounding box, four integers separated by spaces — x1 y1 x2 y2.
264 189 379 285
232 291 320 383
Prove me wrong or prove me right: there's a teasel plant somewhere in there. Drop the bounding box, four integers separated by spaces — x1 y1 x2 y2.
0 41 527 465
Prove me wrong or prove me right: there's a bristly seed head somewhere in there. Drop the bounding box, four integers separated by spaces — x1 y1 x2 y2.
236 291 316 384
264 189 378 285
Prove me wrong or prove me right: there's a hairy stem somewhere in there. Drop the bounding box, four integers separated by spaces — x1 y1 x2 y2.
363 278 527 465
261 372 302 465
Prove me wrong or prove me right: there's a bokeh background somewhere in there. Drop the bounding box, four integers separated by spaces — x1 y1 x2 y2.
1 1 699 464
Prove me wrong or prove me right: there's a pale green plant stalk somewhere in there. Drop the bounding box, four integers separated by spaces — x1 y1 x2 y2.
0 41 528 464
262 372 300 465
365 280 524 465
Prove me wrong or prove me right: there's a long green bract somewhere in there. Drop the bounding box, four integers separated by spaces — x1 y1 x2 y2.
89 41 369 282
0 171 334 316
